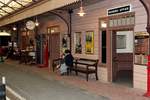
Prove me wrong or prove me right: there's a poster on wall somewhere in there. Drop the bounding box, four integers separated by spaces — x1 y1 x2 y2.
85 31 94 54
74 32 82 54
62 34 68 52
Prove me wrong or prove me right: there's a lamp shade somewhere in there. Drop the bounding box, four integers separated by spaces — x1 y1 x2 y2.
77 7 86 17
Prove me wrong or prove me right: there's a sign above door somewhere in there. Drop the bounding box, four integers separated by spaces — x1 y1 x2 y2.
107 5 131 16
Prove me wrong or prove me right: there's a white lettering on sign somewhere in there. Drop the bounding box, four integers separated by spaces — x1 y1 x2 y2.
107 5 131 16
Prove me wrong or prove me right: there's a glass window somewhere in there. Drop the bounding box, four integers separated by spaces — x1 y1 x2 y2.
117 35 126 49
108 14 135 28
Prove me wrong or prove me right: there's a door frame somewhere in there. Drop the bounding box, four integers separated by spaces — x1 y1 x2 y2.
107 28 134 82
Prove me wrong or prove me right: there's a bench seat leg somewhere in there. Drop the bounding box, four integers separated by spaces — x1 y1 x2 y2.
95 72 98 80
75 71 78 76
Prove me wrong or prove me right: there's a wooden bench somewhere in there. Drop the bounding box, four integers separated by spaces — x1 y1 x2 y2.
72 58 99 81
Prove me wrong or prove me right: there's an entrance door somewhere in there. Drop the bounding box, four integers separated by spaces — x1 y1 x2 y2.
49 33 60 67
112 31 133 85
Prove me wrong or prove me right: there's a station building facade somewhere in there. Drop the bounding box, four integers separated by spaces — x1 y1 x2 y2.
0 0 150 91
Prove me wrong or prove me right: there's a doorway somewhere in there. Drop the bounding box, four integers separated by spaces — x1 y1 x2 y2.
49 33 60 67
101 30 106 63
112 30 133 87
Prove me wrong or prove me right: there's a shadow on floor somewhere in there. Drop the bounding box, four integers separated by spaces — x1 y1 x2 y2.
114 70 133 87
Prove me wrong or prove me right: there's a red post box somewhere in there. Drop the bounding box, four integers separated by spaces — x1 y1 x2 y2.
144 55 150 97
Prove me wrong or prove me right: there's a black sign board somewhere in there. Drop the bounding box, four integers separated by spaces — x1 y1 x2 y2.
108 5 131 16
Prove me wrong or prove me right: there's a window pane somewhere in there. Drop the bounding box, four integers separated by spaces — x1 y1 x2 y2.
117 35 126 49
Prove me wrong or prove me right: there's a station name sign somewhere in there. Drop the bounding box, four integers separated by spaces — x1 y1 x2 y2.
107 5 131 16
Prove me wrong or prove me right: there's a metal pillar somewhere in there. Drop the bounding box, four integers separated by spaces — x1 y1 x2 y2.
68 9 73 53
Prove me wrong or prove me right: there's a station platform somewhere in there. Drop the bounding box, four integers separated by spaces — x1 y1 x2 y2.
0 59 149 100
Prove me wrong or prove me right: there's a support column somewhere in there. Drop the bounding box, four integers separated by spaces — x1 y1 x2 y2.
139 0 150 34
68 9 73 53
147 26 150 34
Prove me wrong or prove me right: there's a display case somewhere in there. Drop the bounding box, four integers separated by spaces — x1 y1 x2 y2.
135 37 149 55
134 32 149 65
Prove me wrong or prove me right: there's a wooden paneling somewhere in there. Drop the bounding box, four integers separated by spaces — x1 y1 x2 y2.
72 0 147 83
134 65 147 90
116 53 133 71
141 0 150 27
72 0 147 60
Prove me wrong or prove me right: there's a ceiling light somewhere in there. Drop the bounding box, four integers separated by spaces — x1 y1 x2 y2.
35 16 39 26
13 26 17 31
77 0 86 17
0 30 11 36
101 21 107 28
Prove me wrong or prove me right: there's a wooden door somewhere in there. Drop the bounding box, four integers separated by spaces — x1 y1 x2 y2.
112 31 133 82
21 36 27 50
49 33 60 67
112 31 118 81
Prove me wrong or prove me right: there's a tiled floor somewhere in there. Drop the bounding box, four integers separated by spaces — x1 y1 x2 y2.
3 60 150 100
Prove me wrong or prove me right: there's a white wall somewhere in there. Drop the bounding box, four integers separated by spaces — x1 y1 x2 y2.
134 65 147 90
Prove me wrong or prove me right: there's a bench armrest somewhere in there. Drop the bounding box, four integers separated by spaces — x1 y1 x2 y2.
52 58 63 67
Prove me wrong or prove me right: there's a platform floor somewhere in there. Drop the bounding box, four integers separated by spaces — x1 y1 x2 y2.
0 60 149 100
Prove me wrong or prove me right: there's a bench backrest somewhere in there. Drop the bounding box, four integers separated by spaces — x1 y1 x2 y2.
78 58 99 68
52 58 63 66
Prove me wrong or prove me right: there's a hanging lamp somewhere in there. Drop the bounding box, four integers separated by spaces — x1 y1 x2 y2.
35 16 39 26
77 0 86 17
13 26 17 31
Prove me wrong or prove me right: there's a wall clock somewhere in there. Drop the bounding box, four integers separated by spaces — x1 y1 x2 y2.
26 20 35 30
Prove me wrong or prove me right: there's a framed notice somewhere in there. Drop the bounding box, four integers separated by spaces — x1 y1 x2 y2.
74 32 82 54
85 31 94 54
